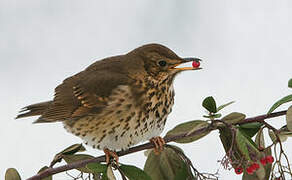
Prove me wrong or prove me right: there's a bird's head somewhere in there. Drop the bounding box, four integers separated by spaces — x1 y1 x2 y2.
129 43 201 82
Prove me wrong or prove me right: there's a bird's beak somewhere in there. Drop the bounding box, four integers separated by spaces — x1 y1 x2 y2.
172 57 202 71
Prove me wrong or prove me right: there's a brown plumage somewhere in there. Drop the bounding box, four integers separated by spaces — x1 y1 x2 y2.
16 43 201 154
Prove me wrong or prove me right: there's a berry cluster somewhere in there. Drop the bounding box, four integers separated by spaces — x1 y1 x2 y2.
260 155 274 166
234 156 274 175
246 163 260 174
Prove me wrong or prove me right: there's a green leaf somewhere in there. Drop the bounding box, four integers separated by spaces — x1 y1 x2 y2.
268 130 277 143
174 163 192 180
61 144 85 155
50 143 85 167
268 128 291 143
286 106 292 131
239 122 263 138
165 120 210 143
202 96 217 113
267 94 292 114
38 166 52 180
222 112 246 124
63 154 94 173
217 101 235 112
120 164 151 180
255 128 265 148
144 145 192 180
87 162 108 173
288 78 292 88
236 129 260 161
5 168 21 180
278 125 292 138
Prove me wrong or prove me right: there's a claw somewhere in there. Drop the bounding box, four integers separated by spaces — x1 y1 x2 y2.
150 136 166 155
103 148 119 165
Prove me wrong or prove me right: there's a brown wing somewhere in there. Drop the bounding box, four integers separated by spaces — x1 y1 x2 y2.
35 68 131 123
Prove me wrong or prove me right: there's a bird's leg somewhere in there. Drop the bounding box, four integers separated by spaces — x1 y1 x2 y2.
150 136 166 155
103 148 119 165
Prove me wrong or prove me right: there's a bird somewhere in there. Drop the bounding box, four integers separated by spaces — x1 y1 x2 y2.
16 43 201 164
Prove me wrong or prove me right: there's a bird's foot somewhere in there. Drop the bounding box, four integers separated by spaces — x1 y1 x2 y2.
150 136 165 155
103 148 119 165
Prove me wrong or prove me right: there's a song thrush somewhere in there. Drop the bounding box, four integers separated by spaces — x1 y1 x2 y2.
16 43 201 163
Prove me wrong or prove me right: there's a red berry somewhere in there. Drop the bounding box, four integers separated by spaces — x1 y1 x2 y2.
246 166 254 174
234 167 243 174
192 61 200 68
266 156 274 164
251 163 260 170
260 157 267 166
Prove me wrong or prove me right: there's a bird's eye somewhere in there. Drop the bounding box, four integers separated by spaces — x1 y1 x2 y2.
158 60 167 67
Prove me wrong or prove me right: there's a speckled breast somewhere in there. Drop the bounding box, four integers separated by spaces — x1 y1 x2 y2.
63 80 175 151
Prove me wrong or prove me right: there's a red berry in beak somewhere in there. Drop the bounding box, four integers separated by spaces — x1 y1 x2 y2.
192 60 200 68
266 156 274 164
234 167 243 174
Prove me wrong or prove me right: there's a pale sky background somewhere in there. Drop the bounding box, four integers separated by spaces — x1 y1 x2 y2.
1 0 292 179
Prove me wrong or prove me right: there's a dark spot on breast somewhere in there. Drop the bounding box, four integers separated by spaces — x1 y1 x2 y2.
116 110 122 114
148 91 155 99
142 117 147 123
119 118 124 122
121 131 126 137
98 134 106 143
126 104 132 109
135 123 140 129
115 135 118 141
123 123 129 130
92 137 96 141
162 108 167 115
155 111 160 118
163 118 167 125
119 98 125 103
145 102 152 108
125 116 132 122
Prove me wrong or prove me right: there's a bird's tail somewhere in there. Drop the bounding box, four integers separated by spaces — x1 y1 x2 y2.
16 101 52 119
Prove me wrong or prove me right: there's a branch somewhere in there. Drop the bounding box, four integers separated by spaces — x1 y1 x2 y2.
27 110 287 180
